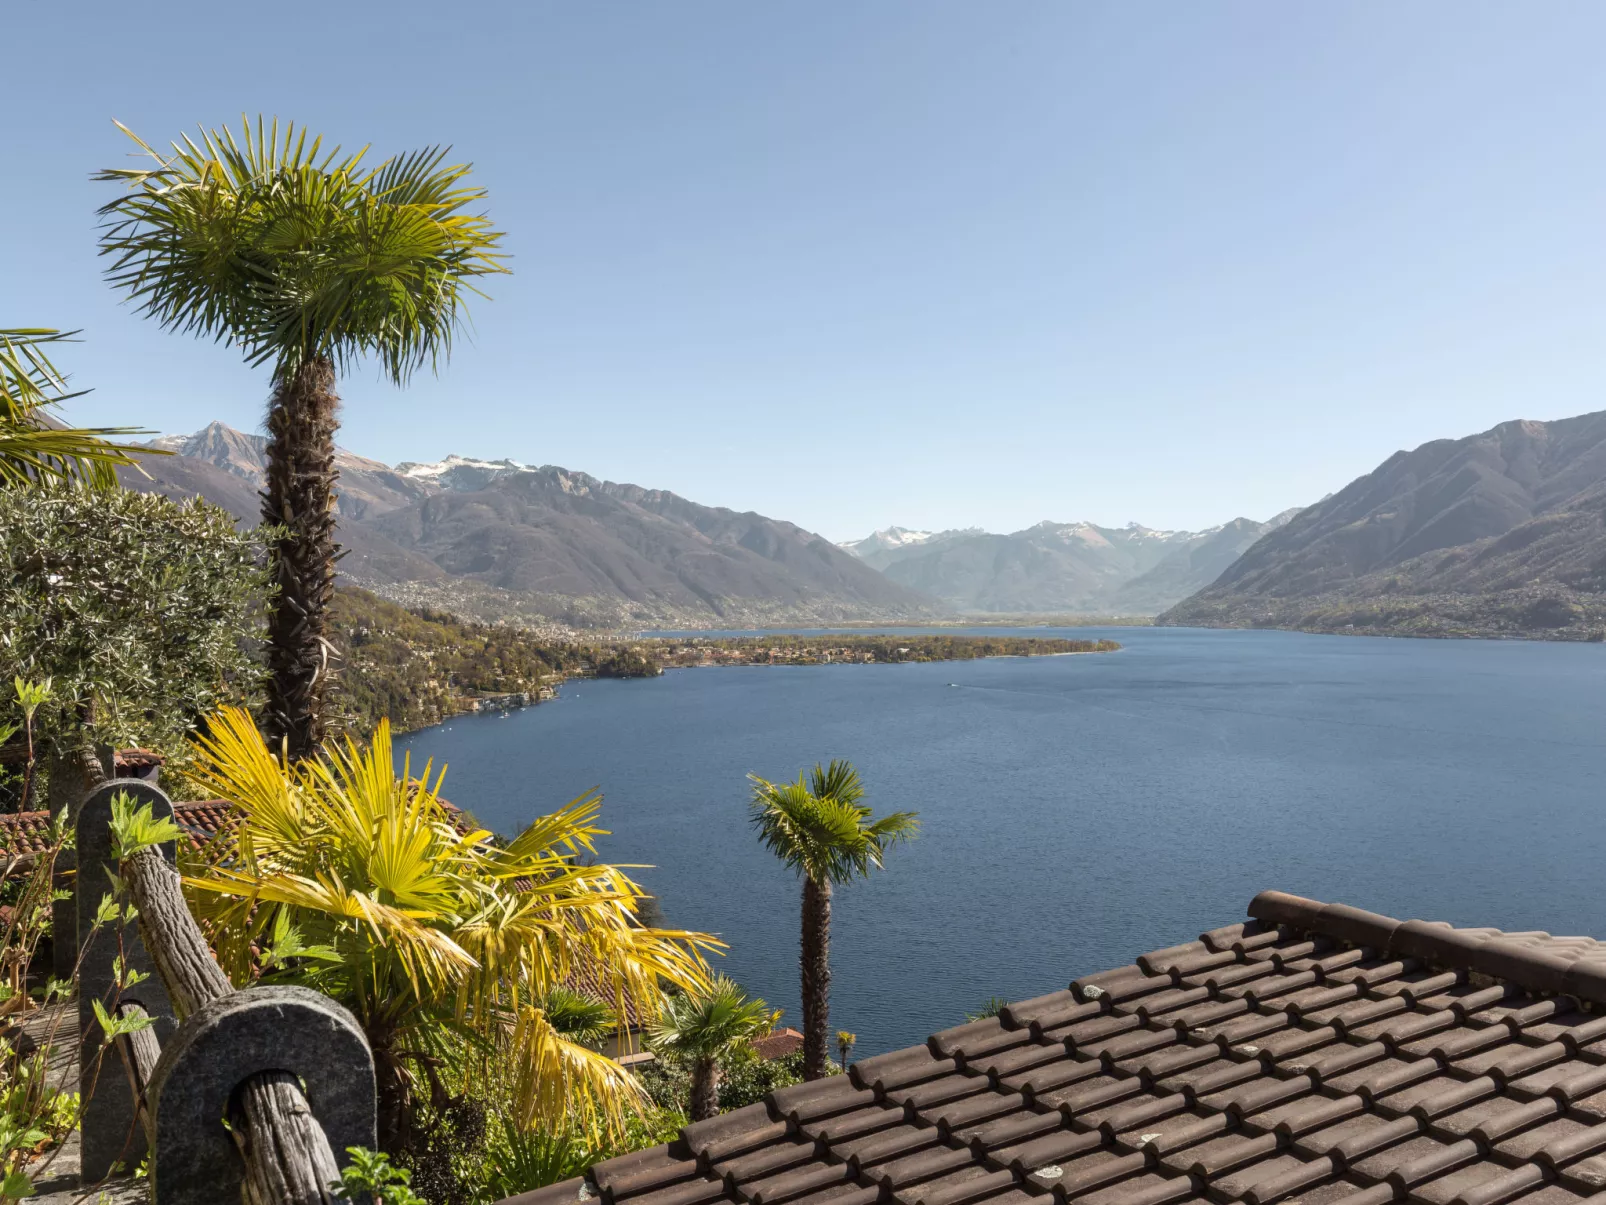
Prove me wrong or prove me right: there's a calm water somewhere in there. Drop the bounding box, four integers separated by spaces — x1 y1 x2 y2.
396 626 1606 1057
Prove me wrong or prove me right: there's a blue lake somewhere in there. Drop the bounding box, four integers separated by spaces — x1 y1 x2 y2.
395 626 1606 1057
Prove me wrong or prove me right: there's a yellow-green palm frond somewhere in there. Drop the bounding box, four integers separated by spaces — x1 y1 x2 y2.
188 865 476 997
509 1003 647 1136
183 706 720 1135
0 328 157 488
187 705 305 866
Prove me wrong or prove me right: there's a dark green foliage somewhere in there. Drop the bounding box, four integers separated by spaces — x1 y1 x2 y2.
592 647 660 678
636 1044 810 1116
714 1047 808 1112
966 997 1010 1021
0 485 267 779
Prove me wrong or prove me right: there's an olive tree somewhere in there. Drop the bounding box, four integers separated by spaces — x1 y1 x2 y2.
0 485 269 801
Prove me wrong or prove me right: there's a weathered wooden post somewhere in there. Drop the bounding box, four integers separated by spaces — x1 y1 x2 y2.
76 777 178 1181
146 986 374 1204
114 793 376 1202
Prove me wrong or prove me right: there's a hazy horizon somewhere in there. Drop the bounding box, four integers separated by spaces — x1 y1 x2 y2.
11 3 1606 541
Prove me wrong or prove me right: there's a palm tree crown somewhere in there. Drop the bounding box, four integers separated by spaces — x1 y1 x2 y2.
750 760 917 1080
647 976 777 1120
748 760 919 887
94 118 506 385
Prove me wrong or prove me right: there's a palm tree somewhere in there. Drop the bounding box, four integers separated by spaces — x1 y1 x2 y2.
95 119 506 759
836 1030 856 1071
0 328 152 487
647 976 777 1121
182 707 716 1153
749 761 918 1080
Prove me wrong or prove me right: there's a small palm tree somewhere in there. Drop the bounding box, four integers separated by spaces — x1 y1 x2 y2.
647 976 777 1121
749 761 918 1080
836 1030 856 1070
0 328 152 487
183 707 716 1151
96 119 506 759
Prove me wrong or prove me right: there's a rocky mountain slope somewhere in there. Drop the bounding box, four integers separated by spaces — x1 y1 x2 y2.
1159 411 1606 638
125 424 932 628
840 515 1295 614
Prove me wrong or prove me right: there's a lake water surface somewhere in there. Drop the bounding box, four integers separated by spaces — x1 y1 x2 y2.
396 627 1606 1057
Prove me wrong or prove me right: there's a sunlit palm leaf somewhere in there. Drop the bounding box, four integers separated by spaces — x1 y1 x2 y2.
183 706 720 1134
0 329 157 488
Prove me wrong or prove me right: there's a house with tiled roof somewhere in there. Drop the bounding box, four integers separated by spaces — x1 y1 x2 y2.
512 890 1606 1205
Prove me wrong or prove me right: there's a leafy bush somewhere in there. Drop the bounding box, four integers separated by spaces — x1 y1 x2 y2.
636 1043 811 1116
0 485 268 790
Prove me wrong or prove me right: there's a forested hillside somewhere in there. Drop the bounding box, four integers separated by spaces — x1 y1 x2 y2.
1161 412 1606 639
328 587 654 733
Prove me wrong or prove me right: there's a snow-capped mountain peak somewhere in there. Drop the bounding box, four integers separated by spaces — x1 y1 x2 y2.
394 454 534 492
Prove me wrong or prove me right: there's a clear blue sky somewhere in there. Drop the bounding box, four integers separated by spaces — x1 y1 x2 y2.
8 3 1606 541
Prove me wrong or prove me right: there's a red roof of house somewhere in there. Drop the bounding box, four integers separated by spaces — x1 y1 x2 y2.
752 1027 804 1062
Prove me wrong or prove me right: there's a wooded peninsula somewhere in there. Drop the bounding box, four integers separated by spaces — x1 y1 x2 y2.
330 587 1119 733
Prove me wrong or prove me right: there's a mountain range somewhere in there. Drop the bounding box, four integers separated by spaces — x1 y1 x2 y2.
839 514 1299 615
1160 410 1606 638
124 424 931 628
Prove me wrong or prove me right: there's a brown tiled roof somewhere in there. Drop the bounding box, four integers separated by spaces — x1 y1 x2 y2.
0 800 234 860
112 748 165 770
752 1028 805 1062
519 890 1606 1205
0 811 56 858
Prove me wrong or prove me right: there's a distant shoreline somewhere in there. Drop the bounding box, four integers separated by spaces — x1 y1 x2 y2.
642 633 1121 669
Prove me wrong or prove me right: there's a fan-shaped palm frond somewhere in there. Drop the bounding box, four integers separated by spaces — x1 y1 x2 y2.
183 707 718 1146
95 118 506 385
0 328 155 488
748 761 918 887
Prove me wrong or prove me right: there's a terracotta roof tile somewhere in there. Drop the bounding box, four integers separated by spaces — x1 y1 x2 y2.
540 890 1606 1205
0 801 238 861
0 811 56 858
753 1028 805 1062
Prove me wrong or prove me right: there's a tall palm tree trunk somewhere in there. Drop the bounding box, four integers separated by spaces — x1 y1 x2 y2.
261 356 341 760
800 876 832 1081
689 1056 720 1122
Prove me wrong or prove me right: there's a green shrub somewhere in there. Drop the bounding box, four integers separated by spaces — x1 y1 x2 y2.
0 485 268 792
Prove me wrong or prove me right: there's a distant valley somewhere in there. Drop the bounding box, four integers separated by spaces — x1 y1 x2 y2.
126 424 932 629
131 409 1606 641
839 513 1299 615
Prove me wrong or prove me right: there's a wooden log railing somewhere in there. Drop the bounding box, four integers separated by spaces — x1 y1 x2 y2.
75 778 376 1204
